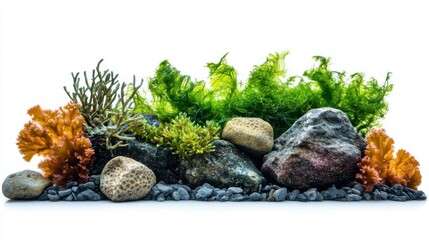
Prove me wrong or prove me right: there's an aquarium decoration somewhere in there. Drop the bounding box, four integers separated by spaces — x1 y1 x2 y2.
2 52 425 202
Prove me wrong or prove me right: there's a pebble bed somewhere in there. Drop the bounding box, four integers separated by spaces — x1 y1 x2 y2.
39 175 427 202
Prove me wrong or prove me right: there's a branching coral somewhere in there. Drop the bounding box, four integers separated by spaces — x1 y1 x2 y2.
356 128 421 191
133 52 392 137
64 59 143 151
17 102 94 186
131 113 220 160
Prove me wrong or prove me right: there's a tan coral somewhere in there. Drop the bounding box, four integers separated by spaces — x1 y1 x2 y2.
100 156 156 202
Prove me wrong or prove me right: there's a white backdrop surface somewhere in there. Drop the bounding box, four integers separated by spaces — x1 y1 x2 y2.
1 1 428 239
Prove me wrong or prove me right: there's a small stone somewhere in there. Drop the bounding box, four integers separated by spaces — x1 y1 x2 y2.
196 186 213 200
221 117 274 156
72 192 77 200
227 187 243 194
46 185 59 192
286 190 300 201
48 193 60 201
172 191 181 201
373 190 388 200
38 191 49 201
220 195 230 202
304 188 318 201
262 185 272 192
297 194 308 202
77 189 101 201
348 188 361 196
273 188 287 202
261 193 268 201
58 189 72 198
416 191 427 200
71 186 79 193
82 181 96 191
346 194 362 201
321 188 337 200
403 187 417 199
391 184 404 196
48 190 57 195
65 194 74 201
388 194 407 201
215 190 226 201
335 189 347 199
100 156 156 202
2 170 52 200
363 193 372 200
177 187 190 200
231 194 245 201
66 181 78 188
157 183 174 195
249 192 262 201
342 187 351 191
88 175 101 185
156 194 165 202
353 183 364 192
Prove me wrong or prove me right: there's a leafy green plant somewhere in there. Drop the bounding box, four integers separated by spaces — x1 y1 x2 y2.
134 52 392 136
130 113 220 160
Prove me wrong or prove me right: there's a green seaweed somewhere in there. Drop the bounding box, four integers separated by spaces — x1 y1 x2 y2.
130 113 220 160
134 51 392 137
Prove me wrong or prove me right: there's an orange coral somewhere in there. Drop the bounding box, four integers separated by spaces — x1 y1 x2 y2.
356 128 421 191
17 102 94 186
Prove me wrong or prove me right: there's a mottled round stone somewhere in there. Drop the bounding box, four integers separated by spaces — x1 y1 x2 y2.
100 156 156 202
2 170 51 200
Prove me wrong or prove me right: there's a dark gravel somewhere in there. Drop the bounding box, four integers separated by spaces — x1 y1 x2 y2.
38 177 426 202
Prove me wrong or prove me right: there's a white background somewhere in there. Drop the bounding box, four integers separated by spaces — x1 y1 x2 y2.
1 0 428 239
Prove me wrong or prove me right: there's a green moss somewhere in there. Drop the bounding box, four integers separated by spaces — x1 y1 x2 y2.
130 113 220 160
134 52 393 136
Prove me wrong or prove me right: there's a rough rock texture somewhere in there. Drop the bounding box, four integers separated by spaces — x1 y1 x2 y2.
221 117 274 156
262 108 366 189
90 135 181 183
184 140 265 191
2 170 51 199
100 156 156 202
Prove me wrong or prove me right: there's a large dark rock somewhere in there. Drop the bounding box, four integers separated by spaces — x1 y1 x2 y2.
184 140 266 191
261 108 366 189
90 133 182 184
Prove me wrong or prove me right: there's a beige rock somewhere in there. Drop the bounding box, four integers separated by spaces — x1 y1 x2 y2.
100 156 156 202
221 117 274 156
2 170 51 200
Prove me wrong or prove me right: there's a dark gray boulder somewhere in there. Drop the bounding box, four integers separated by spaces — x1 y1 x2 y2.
183 140 266 191
262 107 366 189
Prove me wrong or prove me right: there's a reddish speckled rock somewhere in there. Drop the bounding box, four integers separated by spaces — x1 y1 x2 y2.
261 108 366 189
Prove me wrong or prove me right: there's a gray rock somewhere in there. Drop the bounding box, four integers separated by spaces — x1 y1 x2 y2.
336 189 347 199
172 191 181 201
64 194 74 201
66 181 78 188
416 191 427 200
88 175 101 185
195 186 214 200
58 189 72 198
227 187 243 194
273 188 288 202
157 194 165 201
2 170 51 200
391 184 404 196
215 190 226 201
231 194 246 201
363 193 372 200
220 195 230 202
346 194 362 201
388 194 407 201
262 185 273 192
185 140 265 191
142 114 161 127
348 188 361 196
77 189 101 201
321 186 338 200
47 193 60 201
286 190 300 201
304 188 318 201
71 186 79 193
261 193 268 201
157 183 174 195
82 182 96 191
48 190 57 195
373 190 388 200
249 192 262 201
176 187 190 200
353 183 364 192
316 192 324 201
262 108 366 189
297 194 308 202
